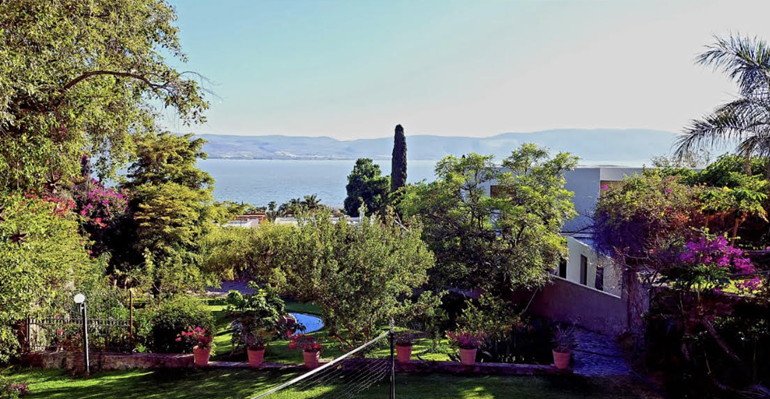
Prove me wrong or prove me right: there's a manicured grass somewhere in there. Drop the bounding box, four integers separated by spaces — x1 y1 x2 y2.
283 301 323 316
1 366 663 399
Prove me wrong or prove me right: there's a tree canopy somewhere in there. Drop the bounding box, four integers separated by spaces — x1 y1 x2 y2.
343 158 390 217
675 35 770 176
0 0 208 193
401 144 578 294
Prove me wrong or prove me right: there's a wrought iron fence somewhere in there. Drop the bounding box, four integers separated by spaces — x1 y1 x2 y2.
25 288 136 353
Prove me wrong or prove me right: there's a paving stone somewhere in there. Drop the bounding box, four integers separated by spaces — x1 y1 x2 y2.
572 328 630 377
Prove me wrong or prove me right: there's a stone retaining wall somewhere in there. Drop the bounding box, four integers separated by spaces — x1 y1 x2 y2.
22 352 571 376
22 351 193 372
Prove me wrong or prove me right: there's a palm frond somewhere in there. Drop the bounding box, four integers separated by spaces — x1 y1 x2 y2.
698 34 770 98
674 111 753 158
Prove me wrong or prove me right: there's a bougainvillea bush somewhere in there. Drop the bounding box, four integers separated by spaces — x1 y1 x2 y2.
70 159 130 258
671 235 756 292
593 170 704 268
594 170 769 395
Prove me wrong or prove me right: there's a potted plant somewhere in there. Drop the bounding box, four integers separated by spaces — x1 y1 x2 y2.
177 326 214 367
231 286 289 368
551 324 576 370
394 332 414 363
447 330 486 365
245 331 269 367
288 334 323 369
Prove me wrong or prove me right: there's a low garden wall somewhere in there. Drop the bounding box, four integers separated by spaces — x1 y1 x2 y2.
22 352 571 376
22 351 194 372
527 276 627 336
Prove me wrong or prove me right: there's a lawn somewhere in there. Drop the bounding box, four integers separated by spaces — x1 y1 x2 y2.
1 366 663 399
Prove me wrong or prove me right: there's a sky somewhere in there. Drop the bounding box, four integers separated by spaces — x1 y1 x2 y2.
164 0 770 140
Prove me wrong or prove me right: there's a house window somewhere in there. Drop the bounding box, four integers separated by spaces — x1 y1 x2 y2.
580 255 588 285
558 259 567 278
595 266 604 291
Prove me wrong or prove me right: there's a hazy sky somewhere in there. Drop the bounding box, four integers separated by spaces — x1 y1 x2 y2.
165 0 770 140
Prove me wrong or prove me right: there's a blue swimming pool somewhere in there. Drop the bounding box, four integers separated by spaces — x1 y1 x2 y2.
290 312 324 334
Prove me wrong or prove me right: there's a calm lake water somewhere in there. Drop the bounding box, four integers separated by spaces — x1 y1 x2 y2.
199 159 438 208
199 158 647 208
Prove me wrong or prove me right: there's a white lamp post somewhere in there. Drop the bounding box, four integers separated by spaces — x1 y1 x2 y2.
74 293 89 375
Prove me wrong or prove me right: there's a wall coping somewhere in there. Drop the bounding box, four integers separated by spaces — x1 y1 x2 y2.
550 275 622 300
23 351 571 376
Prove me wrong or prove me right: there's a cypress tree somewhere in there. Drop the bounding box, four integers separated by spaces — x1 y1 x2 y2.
391 124 407 193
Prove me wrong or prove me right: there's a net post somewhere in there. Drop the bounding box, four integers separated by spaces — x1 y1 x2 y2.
389 318 395 399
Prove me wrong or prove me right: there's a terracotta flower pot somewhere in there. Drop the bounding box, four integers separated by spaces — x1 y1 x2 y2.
303 350 320 369
193 346 211 367
552 350 571 369
248 347 266 367
459 348 477 365
396 344 413 363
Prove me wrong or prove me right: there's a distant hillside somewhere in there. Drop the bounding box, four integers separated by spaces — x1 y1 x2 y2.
198 129 680 164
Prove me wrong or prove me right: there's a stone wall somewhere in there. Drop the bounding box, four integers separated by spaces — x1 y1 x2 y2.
22 351 194 372
527 276 627 336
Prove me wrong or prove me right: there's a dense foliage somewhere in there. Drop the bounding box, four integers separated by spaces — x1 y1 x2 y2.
148 296 215 354
280 210 437 348
0 0 207 193
343 158 390 217
401 144 577 294
0 192 103 362
594 167 770 394
113 132 219 295
230 286 288 351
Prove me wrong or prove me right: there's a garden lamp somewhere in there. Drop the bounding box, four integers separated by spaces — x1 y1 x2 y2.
73 293 89 375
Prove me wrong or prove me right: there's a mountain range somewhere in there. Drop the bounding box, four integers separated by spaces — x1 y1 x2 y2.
198 128 681 164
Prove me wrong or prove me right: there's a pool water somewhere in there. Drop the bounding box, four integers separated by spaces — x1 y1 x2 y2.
290 312 324 334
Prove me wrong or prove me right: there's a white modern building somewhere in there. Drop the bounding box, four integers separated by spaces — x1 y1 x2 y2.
483 165 645 296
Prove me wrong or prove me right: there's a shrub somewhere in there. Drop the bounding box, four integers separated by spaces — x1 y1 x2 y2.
0 375 29 398
231 286 288 351
150 295 214 353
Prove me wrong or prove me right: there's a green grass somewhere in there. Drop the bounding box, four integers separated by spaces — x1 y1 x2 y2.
283 301 323 316
1 366 663 399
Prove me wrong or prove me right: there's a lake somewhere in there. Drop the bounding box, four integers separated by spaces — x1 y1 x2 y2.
199 158 647 208
199 159 438 208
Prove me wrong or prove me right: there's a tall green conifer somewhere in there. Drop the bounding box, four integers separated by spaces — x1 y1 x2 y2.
391 124 407 193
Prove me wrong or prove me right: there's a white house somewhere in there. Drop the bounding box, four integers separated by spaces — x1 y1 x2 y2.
561 166 645 233
483 165 644 297
562 235 622 297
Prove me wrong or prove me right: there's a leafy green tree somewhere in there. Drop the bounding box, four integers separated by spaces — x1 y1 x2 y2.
391 124 407 193
279 210 435 348
675 35 770 177
202 223 293 284
115 132 216 295
401 144 578 294
0 193 102 362
0 0 207 193
343 159 390 217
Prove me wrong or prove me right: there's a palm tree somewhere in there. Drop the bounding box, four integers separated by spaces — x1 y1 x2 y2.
302 194 322 211
675 35 770 177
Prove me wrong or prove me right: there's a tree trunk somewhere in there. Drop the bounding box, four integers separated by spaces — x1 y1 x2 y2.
744 149 753 176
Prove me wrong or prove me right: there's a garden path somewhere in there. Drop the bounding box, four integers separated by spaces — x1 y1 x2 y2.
572 328 630 377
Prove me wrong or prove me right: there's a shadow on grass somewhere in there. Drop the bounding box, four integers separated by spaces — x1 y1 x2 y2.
3 367 664 399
